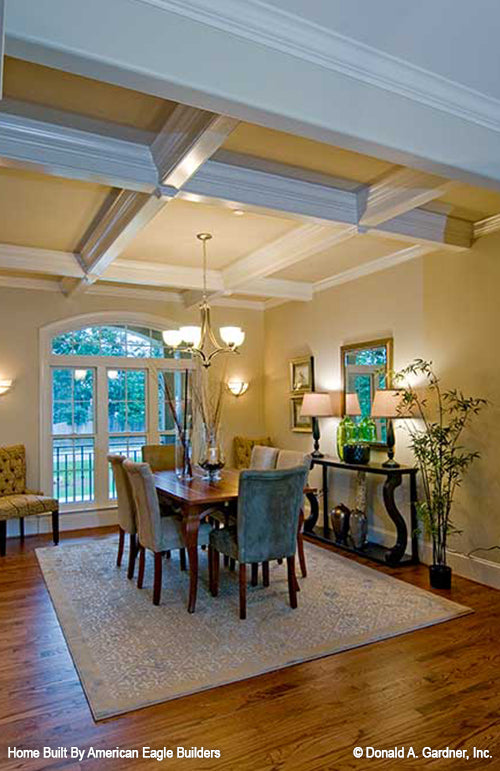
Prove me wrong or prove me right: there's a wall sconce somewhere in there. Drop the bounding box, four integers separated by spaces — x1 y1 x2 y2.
0 379 13 396
227 380 249 397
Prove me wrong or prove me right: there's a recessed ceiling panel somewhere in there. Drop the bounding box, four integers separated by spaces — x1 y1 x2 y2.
120 199 297 269
438 183 500 222
3 57 177 133
0 167 113 251
223 123 395 184
272 234 411 283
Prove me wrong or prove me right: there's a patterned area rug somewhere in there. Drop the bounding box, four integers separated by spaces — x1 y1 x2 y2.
36 537 470 720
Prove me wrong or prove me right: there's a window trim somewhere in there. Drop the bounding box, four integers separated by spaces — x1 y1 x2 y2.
40 312 195 512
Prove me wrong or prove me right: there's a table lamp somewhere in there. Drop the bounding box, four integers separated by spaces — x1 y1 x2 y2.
300 392 339 458
370 389 405 468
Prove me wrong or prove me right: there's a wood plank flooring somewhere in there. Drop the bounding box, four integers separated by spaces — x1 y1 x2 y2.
0 527 499 770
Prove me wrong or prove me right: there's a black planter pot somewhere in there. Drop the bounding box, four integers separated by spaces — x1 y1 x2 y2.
429 564 452 590
343 443 371 465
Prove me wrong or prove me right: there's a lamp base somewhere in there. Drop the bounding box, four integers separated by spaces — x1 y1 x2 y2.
382 458 400 469
311 450 324 458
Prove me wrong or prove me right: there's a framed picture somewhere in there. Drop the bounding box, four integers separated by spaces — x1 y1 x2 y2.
290 395 312 433
289 355 315 394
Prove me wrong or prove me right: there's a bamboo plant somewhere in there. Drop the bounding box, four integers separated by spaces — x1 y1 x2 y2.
393 359 486 568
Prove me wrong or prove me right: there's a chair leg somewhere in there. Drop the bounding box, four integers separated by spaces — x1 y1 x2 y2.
153 552 163 606
239 563 247 620
137 545 146 589
0 520 6 557
229 558 236 572
262 561 270 587
127 533 137 580
179 548 187 571
298 509 307 578
52 510 60 546
286 556 298 609
19 518 25 542
251 563 258 587
117 526 125 567
166 550 171 560
277 558 283 565
223 555 229 567
211 548 220 597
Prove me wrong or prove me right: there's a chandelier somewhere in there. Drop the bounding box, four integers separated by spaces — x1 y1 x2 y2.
162 233 245 368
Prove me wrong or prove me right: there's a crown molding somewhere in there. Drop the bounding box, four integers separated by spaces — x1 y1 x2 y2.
134 0 500 134
473 213 500 240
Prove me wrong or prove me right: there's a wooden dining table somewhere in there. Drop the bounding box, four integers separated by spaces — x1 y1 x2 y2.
154 468 240 613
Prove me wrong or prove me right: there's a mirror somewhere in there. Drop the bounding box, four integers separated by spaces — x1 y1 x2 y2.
340 338 393 447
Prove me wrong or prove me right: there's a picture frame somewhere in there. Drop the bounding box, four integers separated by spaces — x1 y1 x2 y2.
289 355 315 394
290 395 312 433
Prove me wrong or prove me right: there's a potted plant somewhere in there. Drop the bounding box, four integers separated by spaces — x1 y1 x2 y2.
392 360 486 589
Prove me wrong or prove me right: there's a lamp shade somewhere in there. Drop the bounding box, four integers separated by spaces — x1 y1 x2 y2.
345 392 362 416
371 389 406 418
300 392 339 418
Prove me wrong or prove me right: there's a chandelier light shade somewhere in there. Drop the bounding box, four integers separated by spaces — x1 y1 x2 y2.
162 233 245 368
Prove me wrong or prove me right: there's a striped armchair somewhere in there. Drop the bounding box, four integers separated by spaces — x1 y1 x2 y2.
0 445 59 557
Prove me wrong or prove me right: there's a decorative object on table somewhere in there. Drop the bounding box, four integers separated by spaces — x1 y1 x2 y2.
341 338 393 447
289 355 315 393
330 503 351 544
226 380 249 397
349 508 368 550
343 443 371 465
370 388 410 468
336 392 361 460
160 369 193 480
300 391 339 456
392 359 487 590
192 365 226 482
162 233 245 368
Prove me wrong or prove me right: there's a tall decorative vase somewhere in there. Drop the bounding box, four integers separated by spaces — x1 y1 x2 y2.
175 429 193 480
198 425 225 482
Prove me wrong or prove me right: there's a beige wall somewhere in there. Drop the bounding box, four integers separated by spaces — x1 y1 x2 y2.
264 258 425 539
0 287 265 490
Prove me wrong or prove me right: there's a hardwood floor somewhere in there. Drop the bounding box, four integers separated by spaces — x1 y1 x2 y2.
0 527 499 770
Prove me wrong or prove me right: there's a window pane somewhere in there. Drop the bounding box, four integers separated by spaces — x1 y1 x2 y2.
108 369 126 400
159 434 175 446
72 328 101 356
108 435 146 498
126 369 146 396
108 401 126 433
51 324 188 359
74 401 94 434
52 402 73 434
52 332 77 355
52 369 72 401
53 437 94 503
127 401 146 432
100 327 127 356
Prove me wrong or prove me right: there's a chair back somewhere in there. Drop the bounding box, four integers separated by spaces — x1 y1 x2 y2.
250 445 279 470
107 455 137 535
0 444 27 497
277 450 312 472
233 436 273 469
237 465 309 563
141 444 175 472
123 460 163 552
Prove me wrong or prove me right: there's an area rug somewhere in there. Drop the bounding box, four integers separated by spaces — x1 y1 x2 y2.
36 537 470 720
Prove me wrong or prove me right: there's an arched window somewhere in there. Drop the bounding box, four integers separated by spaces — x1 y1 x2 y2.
41 315 193 511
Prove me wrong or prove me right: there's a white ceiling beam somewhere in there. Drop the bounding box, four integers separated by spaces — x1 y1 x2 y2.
238 276 313 301
151 106 238 187
359 167 456 226
313 244 435 294
473 213 500 240
0 112 159 192
223 223 357 290
179 158 360 225
370 207 472 251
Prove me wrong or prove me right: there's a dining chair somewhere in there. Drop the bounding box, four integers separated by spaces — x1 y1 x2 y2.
108 454 138 580
249 445 279 470
123 460 211 606
208 465 309 619
141 444 175 472
276 450 312 579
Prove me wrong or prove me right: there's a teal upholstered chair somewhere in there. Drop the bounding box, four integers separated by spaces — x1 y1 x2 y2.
209 465 309 619
123 460 211 606
276 450 312 578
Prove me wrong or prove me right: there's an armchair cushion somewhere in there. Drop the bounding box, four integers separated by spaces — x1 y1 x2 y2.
0 494 59 521
0 445 27 497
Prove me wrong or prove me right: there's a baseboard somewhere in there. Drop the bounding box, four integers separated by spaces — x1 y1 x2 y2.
370 523 500 590
5 508 118 538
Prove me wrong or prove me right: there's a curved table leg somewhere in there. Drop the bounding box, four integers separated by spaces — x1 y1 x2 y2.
382 472 407 564
304 491 319 534
182 508 201 613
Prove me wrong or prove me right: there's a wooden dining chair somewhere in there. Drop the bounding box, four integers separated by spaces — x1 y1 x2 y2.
123 460 212 606
209 465 309 619
107 455 138 580
276 450 312 579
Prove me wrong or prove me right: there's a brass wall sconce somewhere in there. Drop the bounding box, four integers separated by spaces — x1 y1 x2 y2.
226 380 249 397
0 379 13 396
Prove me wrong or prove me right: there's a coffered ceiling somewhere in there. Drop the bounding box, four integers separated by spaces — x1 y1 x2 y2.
1 55 500 310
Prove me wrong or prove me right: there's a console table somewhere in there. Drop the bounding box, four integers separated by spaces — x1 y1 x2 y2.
304 457 419 566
